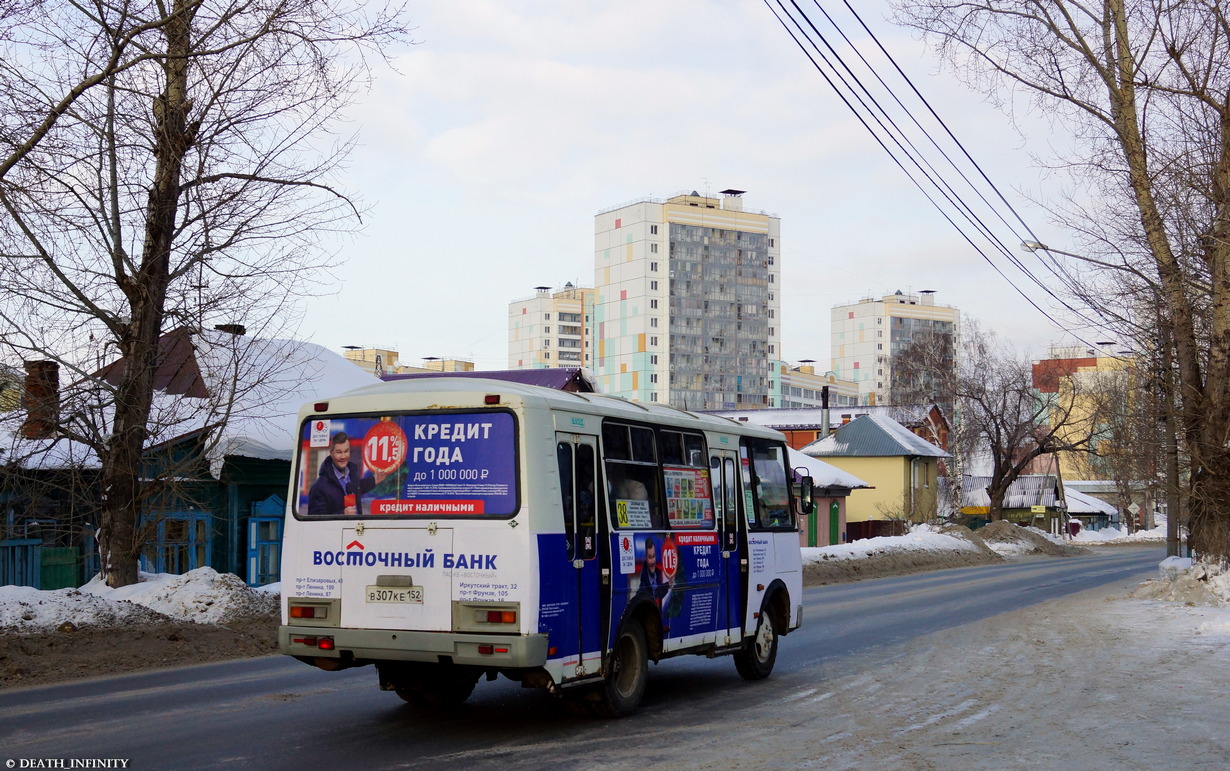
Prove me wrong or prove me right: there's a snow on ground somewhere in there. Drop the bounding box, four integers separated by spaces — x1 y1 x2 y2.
0 567 279 634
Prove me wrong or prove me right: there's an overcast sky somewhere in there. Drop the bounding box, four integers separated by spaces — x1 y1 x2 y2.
296 0 1093 371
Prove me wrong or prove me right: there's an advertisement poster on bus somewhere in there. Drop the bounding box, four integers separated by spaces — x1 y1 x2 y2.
621 532 721 640
295 411 517 518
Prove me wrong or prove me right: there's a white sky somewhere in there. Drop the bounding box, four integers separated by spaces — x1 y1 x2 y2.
296 1 1096 370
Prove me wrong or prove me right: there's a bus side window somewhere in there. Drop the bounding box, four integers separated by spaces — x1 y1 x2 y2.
723 458 739 548
556 443 576 560
576 444 598 560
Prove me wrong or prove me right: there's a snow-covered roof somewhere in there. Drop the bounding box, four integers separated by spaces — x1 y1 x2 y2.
708 403 942 431
786 446 869 489
0 329 380 475
800 413 948 459
1064 487 1117 516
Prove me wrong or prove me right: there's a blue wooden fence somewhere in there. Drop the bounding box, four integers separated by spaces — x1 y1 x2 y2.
0 538 42 588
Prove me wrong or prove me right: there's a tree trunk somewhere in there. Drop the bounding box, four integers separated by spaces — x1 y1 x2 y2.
97 1 194 588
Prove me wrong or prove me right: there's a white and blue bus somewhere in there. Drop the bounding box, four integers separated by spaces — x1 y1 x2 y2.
279 378 812 716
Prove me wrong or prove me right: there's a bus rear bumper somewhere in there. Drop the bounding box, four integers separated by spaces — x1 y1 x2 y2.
279 625 549 668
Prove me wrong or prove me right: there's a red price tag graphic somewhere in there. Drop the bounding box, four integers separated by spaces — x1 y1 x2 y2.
660 536 678 580
362 420 407 474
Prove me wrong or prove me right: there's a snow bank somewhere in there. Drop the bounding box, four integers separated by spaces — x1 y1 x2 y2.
1 567 278 634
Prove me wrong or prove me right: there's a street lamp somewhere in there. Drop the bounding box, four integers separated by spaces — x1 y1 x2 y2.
1020 241 1087 260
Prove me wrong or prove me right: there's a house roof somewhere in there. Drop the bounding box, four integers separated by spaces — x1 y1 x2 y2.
800 413 949 459
1 328 381 472
708 403 942 431
383 367 596 392
950 475 1116 516
786 446 869 489
1064 487 1117 516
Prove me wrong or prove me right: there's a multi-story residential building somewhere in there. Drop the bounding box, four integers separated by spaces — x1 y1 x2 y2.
593 189 781 408
772 362 860 409
830 290 959 406
508 283 595 369
342 347 473 377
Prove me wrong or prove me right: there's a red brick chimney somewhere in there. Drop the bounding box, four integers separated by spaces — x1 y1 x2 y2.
20 360 60 440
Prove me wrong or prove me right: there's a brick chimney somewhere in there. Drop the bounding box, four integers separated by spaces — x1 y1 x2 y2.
20 360 60 440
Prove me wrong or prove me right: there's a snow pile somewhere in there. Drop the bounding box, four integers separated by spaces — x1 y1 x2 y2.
977 520 1085 557
1 567 279 634
0 586 174 633
1073 522 1168 543
1132 560 1230 606
802 523 992 566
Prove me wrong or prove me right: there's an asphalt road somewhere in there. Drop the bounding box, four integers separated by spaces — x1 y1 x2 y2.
0 547 1165 770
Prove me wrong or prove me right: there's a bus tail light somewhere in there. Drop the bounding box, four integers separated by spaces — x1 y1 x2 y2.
477 644 511 655
290 605 327 619
292 635 335 650
454 602 520 632
478 609 517 624
484 394 501 405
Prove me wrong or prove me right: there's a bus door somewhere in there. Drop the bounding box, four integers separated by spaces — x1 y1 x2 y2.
555 434 605 678
711 451 745 643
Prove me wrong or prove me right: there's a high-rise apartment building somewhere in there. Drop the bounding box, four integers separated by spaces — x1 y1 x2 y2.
593 190 781 409
830 290 959 406
508 283 595 369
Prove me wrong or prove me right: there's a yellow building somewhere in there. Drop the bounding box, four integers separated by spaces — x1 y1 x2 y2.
801 413 948 540
341 347 473 378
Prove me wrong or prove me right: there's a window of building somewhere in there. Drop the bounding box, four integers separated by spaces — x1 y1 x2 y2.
650 317 658 327
543 339 550 347
650 336 658 346
650 224 658 235
768 255 774 265
768 327 775 336
650 373 658 383
544 326 550 334
769 344 775 354
650 280 658 291
650 393 658 402
650 299 658 309
877 343 883 350
544 313 550 320
769 274 774 283
768 309 774 318
651 354 658 364
544 352 551 359
769 238 775 247
650 243 658 253
650 262 658 272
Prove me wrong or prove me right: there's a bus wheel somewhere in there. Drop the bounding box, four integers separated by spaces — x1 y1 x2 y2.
595 622 648 717
394 673 477 708
734 604 778 681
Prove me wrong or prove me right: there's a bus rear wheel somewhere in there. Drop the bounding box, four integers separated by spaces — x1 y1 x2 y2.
594 622 648 717
392 672 478 708
733 604 778 680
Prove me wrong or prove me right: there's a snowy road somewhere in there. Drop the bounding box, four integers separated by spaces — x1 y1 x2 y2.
4 546 1225 769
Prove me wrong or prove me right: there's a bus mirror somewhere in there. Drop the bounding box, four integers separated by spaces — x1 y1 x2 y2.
795 476 815 515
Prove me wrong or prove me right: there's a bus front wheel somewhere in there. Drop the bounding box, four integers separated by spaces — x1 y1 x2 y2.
733 604 778 680
595 622 648 717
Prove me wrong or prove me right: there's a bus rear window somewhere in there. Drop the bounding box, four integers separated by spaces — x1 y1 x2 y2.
294 411 518 518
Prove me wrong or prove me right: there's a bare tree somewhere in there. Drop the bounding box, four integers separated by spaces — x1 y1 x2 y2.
892 1 1230 561
943 323 1096 521
0 0 409 586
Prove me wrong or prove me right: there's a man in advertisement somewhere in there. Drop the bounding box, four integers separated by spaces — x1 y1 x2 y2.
637 536 674 607
308 431 388 516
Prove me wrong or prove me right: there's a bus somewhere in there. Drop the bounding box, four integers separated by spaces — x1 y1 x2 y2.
278 378 813 716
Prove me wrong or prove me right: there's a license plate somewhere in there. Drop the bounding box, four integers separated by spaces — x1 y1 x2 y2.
365 585 423 604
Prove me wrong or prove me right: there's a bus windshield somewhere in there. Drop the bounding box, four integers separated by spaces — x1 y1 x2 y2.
293 410 518 519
